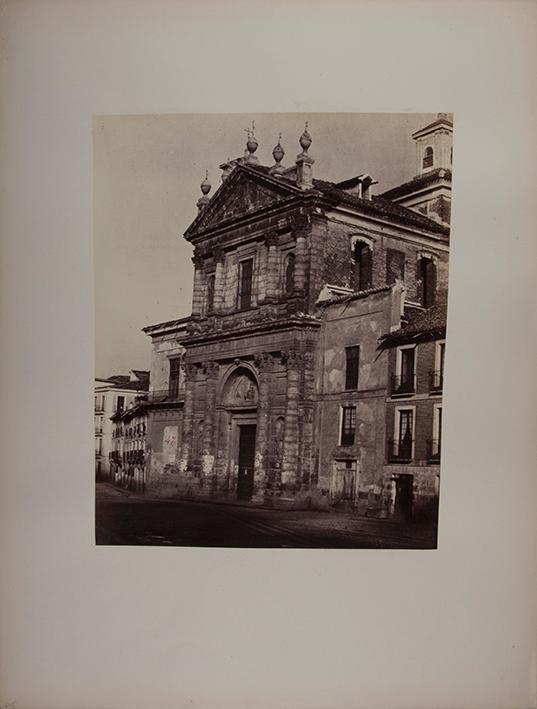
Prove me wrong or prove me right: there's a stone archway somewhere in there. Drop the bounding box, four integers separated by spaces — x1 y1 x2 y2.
220 367 259 500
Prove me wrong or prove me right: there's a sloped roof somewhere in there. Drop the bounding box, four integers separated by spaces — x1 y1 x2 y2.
412 114 453 138
316 284 393 308
378 302 447 349
142 315 190 335
380 168 452 201
185 162 449 238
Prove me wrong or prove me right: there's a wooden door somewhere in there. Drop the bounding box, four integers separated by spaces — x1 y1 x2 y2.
237 424 256 500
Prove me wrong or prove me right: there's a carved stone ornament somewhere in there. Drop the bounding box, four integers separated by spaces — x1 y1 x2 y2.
264 231 279 248
213 246 225 264
222 368 259 408
280 348 302 366
254 352 273 372
290 211 311 232
202 360 219 378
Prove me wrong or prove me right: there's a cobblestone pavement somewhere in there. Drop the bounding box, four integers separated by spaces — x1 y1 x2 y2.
95 483 437 549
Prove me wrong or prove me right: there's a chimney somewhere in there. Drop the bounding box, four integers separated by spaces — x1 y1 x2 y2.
360 174 378 201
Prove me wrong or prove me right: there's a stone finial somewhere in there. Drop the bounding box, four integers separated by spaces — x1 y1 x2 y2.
299 121 312 155
197 170 211 212
243 121 259 165
269 133 285 175
200 169 211 195
296 122 314 189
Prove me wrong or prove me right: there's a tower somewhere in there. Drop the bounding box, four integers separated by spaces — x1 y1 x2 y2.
412 112 453 176
380 113 453 226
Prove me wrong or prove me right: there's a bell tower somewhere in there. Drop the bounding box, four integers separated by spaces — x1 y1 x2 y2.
379 113 453 226
412 113 453 176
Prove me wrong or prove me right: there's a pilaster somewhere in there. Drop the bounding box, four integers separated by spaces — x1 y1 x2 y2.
281 349 302 491
201 361 219 487
213 248 225 313
264 231 280 303
253 353 273 500
191 251 205 318
178 363 198 473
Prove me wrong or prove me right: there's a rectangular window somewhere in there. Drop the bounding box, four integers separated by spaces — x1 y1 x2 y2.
345 346 360 390
431 340 446 392
169 358 181 399
430 405 442 461
340 406 356 446
393 346 416 395
116 395 125 412
397 408 414 460
238 258 253 310
386 249 405 285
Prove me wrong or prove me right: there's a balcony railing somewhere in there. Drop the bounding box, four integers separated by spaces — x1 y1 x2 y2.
429 370 444 393
387 438 413 463
427 439 441 463
390 374 416 396
147 388 184 404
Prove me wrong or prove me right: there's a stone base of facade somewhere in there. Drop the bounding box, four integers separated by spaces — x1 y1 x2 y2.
145 469 335 511
382 465 440 523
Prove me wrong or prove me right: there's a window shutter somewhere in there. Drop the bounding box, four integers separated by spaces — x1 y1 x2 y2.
239 259 253 309
425 259 437 307
361 246 372 289
345 346 360 390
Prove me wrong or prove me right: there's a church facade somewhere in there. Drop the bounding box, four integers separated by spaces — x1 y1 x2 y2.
142 115 452 518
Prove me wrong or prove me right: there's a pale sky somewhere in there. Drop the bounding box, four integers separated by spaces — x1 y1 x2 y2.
94 112 438 378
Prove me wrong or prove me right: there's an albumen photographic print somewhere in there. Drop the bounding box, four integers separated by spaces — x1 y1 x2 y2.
95 112 452 548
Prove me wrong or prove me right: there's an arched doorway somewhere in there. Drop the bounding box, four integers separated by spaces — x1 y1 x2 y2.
221 367 259 500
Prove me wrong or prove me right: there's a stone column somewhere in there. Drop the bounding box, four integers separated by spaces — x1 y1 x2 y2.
256 240 268 304
300 350 315 488
178 363 197 474
264 232 280 303
201 361 219 488
191 252 205 318
213 248 225 313
253 353 273 500
223 255 238 311
281 349 302 493
292 213 310 299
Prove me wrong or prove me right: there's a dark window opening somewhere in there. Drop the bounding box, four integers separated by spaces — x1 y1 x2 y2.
417 257 437 307
353 241 372 291
401 348 415 388
386 249 405 285
116 396 124 412
206 274 215 314
238 258 253 310
345 345 360 390
284 252 295 295
169 358 181 399
423 146 434 169
397 409 413 460
392 347 415 395
341 406 356 446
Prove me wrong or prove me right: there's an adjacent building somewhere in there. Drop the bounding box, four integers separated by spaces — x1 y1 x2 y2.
110 396 148 491
142 114 452 519
94 370 149 480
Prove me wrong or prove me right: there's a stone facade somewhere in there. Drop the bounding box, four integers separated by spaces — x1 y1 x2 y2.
142 119 451 519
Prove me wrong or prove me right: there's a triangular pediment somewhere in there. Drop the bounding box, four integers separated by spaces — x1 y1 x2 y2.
185 165 299 237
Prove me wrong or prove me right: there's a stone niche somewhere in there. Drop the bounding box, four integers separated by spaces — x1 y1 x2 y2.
221 367 259 408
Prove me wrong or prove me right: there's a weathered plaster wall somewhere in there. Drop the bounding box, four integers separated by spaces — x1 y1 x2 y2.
314 287 403 512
